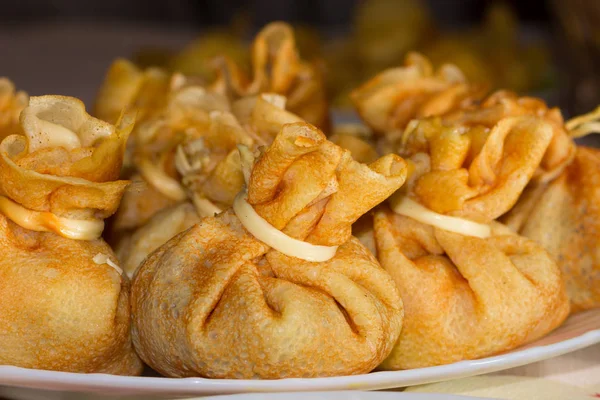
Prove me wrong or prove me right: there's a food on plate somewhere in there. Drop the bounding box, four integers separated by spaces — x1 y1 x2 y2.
0 95 141 374
210 22 329 130
132 121 407 378
116 92 302 277
329 123 379 164
502 108 600 312
442 90 576 184
104 22 326 242
392 116 555 222
367 115 569 369
352 47 599 316
441 92 600 312
0 96 130 224
108 76 230 236
94 59 170 125
109 79 231 268
350 53 486 136
502 146 600 313
352 55 574 186
0 78 28 140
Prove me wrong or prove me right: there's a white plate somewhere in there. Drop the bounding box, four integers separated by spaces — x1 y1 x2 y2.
199 392 492 400
0 309 598 399
0 390 494 400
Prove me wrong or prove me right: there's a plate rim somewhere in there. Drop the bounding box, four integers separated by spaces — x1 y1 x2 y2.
198 391 493 400
0 327 598 396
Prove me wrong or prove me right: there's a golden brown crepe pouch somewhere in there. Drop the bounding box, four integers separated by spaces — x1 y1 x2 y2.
0 95 142 374
109 84 231 233
366 113 569 369
132 122 407 378
0 96 131 220
0 217 141 374
113 93 297 276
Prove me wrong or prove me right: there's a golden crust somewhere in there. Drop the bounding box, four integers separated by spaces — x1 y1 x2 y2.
0 78 28 140
113 93 308 276
351 57 572 185
111 91 307 256
110 174 178 232
0 96 131 220
133 213 403 378
117 201 201 277
502 146 600 312
0 215 142 374
398 116 553 222
210 22 329 129
94 59 170 124
0 94 141 373
373 207 570 370
350 53 486 134
132 123 407 378
110 84 232 233
444 91 576 183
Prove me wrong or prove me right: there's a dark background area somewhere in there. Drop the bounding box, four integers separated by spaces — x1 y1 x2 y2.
0 0 550 30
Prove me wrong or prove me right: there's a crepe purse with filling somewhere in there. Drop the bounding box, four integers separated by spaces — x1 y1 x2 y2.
358 112 570 369
398 85 598 313
210 22 330 131
109 78 231 235
0 95 142 374
132 121 406 378
105 21 328 235
117 92 303 278
502 145 600 312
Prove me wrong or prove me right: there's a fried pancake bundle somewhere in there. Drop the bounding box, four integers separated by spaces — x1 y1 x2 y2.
354 53 600 314
132 123 406 378
0 95 141 374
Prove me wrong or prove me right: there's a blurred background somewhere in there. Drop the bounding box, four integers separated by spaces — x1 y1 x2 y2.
1 0 598 116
